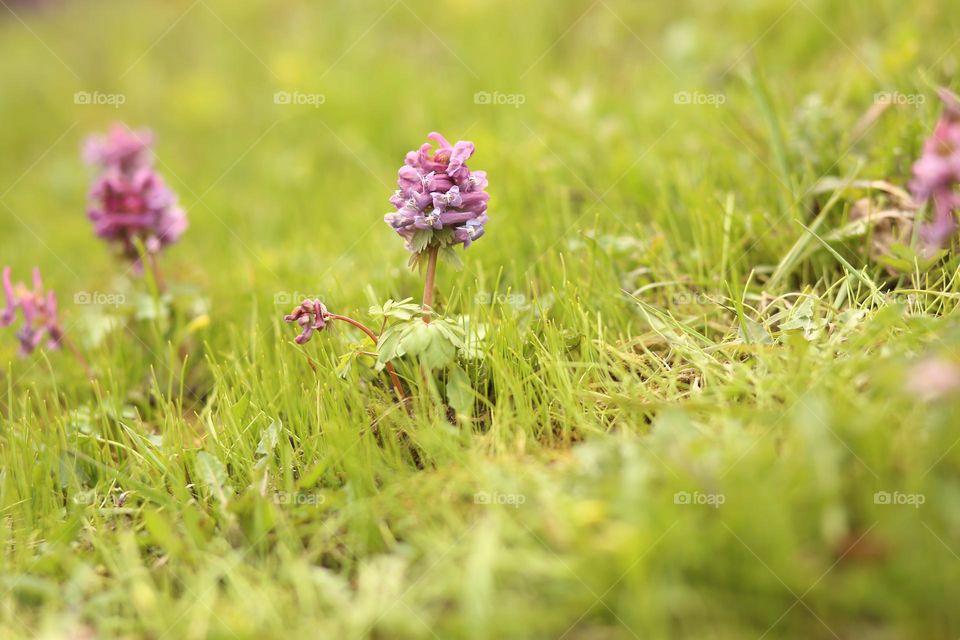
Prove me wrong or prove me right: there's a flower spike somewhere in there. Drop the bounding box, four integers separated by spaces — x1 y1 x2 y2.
385 132 490 254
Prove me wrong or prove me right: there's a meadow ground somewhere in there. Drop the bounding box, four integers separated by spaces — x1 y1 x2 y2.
1 0 960 638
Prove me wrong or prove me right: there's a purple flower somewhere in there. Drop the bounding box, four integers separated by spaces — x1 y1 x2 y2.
1 267 64 356
83 124 154 174
87 166 188 260
385 132 490 252
83 124 186 264
910 89 960 249
284 299 330 344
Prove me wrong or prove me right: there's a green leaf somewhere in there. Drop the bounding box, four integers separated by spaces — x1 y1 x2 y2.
456 316 487 360
255 421 281 461
391 321 459 370
376 318 464 370
440 246 464 270
738 317 773 345
410 230 433 253
369 298 421 321
143 509 183 556
446 365 474 418
875 242 947 272
780 297 815 331
421 331 458 369
196 451 231 505
431 318 465 347
402 321 434 355
376 325 406 370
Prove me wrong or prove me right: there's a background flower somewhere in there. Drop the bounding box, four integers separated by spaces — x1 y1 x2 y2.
87 167 188 260
1 266 63 355
910 88 960 248
83 124 154 175
84 124 187 261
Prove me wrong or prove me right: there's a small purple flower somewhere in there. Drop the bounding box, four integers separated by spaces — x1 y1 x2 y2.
87 166 188 260
385 132 490 252
284 299 330 344
910 88 960 249
83 124 154 174
1 267 64 356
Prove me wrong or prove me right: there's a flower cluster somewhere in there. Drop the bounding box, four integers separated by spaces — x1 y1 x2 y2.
910 88 960 248
284 299 330 344
385 132 489 252
88 168 188 258
84 124 188 261
1 267 63 355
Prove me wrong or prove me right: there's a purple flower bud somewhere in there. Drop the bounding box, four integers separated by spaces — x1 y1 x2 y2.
284 299 330 344
387 132 490 252
0 266 64 356
910 89 960 249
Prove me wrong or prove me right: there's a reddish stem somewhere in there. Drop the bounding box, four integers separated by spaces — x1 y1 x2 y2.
61 335 94 380
422 245 439 324
327 313 408 406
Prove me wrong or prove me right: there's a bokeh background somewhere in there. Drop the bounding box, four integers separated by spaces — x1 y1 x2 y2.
2 1 960 638
0 0 952 330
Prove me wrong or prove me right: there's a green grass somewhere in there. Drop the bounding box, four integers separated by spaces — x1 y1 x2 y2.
2 0 960 637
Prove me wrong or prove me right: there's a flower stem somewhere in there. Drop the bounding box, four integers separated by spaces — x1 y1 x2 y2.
327 313 408 407
147 252 167 294
61 335 94 380
422 245 439 324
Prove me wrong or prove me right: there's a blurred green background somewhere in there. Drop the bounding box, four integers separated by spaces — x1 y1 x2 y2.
0 0 953 322
2 1 960 638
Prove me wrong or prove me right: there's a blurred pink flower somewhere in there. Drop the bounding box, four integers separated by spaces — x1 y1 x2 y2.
910 89 960 248
87 167 188 261
906 356 960 402
83 123 187 263
1 267 63 356
83 124 154 175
